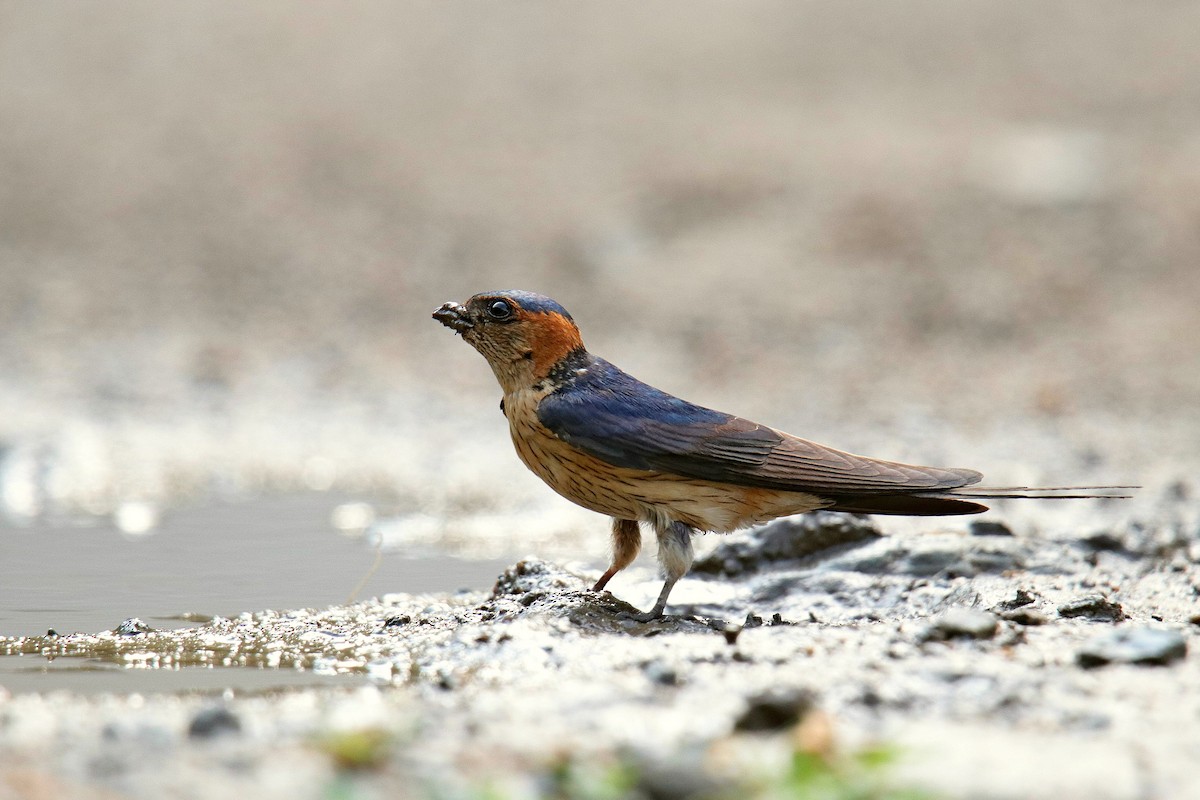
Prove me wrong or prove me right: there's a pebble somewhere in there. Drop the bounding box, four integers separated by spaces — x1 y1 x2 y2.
691 512 881 577
969 520 1014 537
188 707 242 739
1000 608 1048 626
994 589 1038 612
1058 596 1127 622
1080 531 1125 552
734 688 814 732
643 660 681 687
924 608 999 641
1077 628 1188 669
114 618 155 636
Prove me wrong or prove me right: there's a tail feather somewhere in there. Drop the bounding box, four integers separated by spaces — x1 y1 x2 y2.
947 485 1138 500
825 485 1137 517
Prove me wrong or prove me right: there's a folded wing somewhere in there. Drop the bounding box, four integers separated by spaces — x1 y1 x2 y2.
537 358 981 498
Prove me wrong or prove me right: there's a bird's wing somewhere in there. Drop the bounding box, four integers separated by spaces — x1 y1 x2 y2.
536 360 980 495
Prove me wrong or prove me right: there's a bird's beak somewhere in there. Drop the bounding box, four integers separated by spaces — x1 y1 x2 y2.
433 301 473 334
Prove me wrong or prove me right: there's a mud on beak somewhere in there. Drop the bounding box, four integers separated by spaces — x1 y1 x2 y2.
433 301 474 334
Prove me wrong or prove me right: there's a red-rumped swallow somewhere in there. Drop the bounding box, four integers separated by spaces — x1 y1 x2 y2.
434 290 1133 620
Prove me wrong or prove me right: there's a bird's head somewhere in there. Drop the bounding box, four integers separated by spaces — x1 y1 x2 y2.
433 290 585 393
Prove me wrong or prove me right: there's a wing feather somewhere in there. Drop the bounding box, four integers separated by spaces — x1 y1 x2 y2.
536 358 980 495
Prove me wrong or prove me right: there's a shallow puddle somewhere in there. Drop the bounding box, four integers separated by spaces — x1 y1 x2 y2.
0 653 369 695
1 492 513 695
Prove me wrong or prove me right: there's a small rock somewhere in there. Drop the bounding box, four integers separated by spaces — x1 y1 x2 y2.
1077 628 1187 669
1080 531 1125 552
720 623 743 646
188 707 242 739
1001 608 1048 626
734 688 814 732
925 608 999 640
969 520 1013 537
1189 613 1200 627
994 588 1038 612
114 618 154 636
643 660 680 687
384 615 411 627
1058 596 1127 622
691 512 881 577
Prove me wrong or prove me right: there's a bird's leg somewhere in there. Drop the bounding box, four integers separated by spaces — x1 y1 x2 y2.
633 520 694 621
593 518 641 591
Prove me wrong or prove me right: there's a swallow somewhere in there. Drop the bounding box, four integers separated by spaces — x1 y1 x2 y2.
434 290 1133 620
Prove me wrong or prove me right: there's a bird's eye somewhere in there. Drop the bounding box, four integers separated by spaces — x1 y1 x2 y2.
486 300 513 320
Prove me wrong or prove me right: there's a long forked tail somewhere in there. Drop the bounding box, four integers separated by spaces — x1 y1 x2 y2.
825 485 1138 517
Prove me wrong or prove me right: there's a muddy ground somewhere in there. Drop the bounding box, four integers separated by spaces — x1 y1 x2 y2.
2 3 1199 798
3 510 1198 799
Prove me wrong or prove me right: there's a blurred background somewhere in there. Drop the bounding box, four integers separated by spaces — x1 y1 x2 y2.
2 3 1198 631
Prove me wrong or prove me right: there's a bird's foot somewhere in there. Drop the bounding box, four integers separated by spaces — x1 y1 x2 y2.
619 601 670 623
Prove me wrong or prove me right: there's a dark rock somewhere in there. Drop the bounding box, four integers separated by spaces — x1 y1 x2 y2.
1001 608 1049 626
1080 531 1125 552
734 688 814 732
994 589 1038 612
969 520 1013 537
1077 628 1187 669
1058 596 1127 622
691 513 881 577
1189 613 1200 627
114 618 154 636
923 608 999 641
188 706 242 739
720 623 743 645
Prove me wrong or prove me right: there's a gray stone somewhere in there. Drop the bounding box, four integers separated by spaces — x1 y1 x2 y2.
1077 628 1188 669
1058 596 1127 622
970 520 1014 537
114 618 155 636
925 608 1000 640
691 513 881 577
188 706 242 739
1001 608 1049 626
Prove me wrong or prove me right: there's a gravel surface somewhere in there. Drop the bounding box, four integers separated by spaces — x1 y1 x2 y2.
4 511 1198 799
